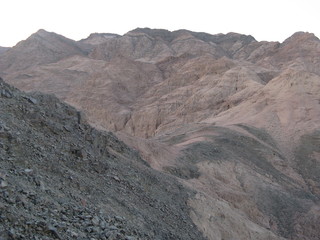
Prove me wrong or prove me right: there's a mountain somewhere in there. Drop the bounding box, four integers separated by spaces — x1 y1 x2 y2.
80 33 120 45
0 47 10 55
0 77 206 239
0 28 320 240
88 28 256 63
0 29 88 74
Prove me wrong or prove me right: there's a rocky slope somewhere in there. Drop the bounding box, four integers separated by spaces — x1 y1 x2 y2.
0 77 207 239
0 28 320 240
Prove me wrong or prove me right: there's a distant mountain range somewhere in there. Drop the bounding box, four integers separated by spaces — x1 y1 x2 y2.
1 28 320 239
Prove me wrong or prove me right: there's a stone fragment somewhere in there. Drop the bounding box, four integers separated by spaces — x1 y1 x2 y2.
0 180 8 188
1 89 13 98
47 225 62 239
92 216 100 226
26 96 38 104
24 168 33 174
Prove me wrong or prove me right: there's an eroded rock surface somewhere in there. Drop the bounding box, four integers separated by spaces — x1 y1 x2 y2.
1 28 320 239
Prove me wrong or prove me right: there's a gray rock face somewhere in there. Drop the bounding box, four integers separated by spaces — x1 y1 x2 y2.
0 78 206 240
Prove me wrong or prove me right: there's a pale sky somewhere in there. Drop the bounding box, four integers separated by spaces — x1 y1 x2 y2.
0 0 319 47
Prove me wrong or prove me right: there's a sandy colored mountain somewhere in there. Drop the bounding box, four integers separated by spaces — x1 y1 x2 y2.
0 28 320 239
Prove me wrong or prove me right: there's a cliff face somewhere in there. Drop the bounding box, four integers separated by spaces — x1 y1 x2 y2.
1 28 320 239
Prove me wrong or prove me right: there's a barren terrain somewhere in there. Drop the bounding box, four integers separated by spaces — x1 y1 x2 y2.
1 28 320 239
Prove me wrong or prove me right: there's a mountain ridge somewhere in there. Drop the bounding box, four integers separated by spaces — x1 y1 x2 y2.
0 77 208 239
1 28 320 240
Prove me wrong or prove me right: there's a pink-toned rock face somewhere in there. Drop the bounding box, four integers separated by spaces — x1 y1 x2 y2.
1 28 320 239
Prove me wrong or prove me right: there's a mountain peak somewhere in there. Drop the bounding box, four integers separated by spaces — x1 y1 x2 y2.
29 29 68 42
0 29 86 72
87 32 120 38
126 28 176 42
35 28 49 34
80 32 120 45
283 31 319 44
128 27 171 35
31 29 56 38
